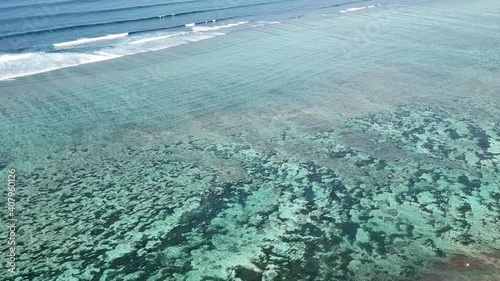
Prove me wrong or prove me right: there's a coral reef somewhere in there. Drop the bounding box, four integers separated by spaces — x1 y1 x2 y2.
4 102 499 281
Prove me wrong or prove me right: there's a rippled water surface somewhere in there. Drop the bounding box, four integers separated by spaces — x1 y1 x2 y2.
0 0 499 280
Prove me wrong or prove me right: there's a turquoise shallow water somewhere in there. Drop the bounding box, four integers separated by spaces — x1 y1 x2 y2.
1 0 500 280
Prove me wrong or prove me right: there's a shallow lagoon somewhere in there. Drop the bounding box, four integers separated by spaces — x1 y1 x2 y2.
1 0 499 280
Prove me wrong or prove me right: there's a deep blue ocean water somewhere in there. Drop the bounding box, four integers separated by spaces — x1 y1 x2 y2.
0 0 403 80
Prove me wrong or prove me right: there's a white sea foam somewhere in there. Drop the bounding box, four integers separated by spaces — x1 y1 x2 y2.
0 21 253 81
339 4 379 13
340 7 366 13
129 32 188 45
185 23 196 27
0 32 222 81
0 53 34 63
53 33 129 49
0 52 120 81
250 21 281 27
119 32 223 56
191 21 249 32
